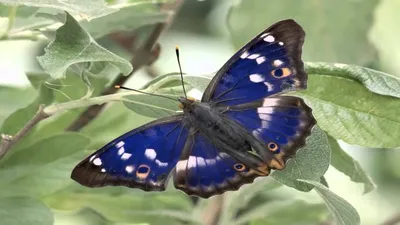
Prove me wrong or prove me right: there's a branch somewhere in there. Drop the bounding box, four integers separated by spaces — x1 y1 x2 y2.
65 0 184 132
381 212 400 225
0 105 49 160
203 195 224 225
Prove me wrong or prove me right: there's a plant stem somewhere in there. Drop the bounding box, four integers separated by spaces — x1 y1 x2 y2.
7 6 18 33
0 6 17 39
381 212 400 225
203 195 224 225
0 105 48 160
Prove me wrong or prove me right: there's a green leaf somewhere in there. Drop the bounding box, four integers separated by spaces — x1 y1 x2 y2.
82 102 151 148
122 94 179 118
297 65 400 148
121 73 212 118
37 12 132 79
0 74 57 135
298 179 360 225
82 3 168 39
0 133 90 197
369 0 400 76
228 0 378 65
327 135 375 194
0 196 53 225
272 126 331 191
45 190 193 225
306 62 400 98
0 0 117 20
220 179 282 225
0 85 36 127
143 73 212 93
237 200 328 225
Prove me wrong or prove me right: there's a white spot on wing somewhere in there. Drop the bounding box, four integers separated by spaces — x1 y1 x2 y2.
188 156 197 169
121 153 132 160
93 158 102 166
261 121 269 128
262 98 280 107
101 168 106 173
240 51 249 59
118 147 125 156
264 35 275 43
256 57 266 64
249 74 264 83
273 59 283 67
264 82 274 91
279 42 284 46
206 157 217 166
176 160 187 172
155 159 168 167
257 107 274 114
125 165 134 173
115 141 125 148
248 54 260 59
197 156 206 167
259 114 272 121
144 148 156 160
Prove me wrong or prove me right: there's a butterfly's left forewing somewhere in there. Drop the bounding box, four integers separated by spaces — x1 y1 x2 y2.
71 115 188 191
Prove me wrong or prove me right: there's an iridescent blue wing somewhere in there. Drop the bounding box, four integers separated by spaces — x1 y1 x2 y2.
222 96 316 169
71 115 188 191
173 131 269 198
201 19 306 106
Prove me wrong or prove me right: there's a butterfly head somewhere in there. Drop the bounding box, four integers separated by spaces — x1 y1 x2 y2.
178 96 196 109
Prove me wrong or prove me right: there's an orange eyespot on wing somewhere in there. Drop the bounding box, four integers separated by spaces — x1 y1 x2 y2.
136 165 150 179
271 67 291 78
233 163 246 171
267 142 279 152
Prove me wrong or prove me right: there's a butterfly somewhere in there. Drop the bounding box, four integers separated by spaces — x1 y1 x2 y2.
71 19 316 198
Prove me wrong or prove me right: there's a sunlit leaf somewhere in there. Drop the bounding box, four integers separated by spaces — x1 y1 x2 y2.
306 62 400 98
298 179 360 225
327 135 375 194
37 12 132 79
83 3 168 39
272 126 331 191
0 0 117 20
297 65 400 148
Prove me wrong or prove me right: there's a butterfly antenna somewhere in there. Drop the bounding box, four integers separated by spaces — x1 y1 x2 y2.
175 46 187 98
115 85 178 102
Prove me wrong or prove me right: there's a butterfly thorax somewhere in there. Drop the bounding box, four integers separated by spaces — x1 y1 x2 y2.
180 99 252 153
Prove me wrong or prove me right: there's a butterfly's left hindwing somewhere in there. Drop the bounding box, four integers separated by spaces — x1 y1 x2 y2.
71 115 188 191
202 19 306 106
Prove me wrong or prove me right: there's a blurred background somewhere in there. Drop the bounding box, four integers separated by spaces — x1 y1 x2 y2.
0 0 399 224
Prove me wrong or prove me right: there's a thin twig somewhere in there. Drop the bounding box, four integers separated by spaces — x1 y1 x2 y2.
65 0 184 132
381 212 400 225
203 195 224 225
0 105 49 160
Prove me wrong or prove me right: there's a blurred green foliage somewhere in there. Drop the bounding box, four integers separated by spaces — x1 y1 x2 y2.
0 0 399 225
